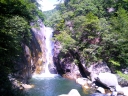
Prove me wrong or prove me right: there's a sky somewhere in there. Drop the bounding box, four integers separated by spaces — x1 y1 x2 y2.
37 0 60 11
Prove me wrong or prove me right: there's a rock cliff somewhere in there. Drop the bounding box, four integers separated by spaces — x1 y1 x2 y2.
13 20 51 83
53 33 83 79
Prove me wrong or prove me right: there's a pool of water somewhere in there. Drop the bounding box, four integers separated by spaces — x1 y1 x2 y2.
26 75 90 96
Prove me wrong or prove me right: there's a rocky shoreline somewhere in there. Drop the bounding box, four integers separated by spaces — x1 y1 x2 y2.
62 62 128 96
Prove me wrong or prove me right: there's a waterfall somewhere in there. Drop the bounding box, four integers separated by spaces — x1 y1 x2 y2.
44 27 54 74
32 26 57 78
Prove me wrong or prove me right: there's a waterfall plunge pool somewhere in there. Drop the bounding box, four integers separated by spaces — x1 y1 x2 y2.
26 27 90 96
26 75 90 96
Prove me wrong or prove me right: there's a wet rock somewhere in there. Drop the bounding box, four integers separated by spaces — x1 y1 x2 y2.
96 87 105 94
63 73 77 80
88 80 93 86
76 78 88 86
21 84 34 89
82 85 89 89
49 67 58 74
68 89 81 96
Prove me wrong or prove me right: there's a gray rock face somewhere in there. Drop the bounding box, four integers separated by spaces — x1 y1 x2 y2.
97 72 118 87
14 44 33 83
88 62 111 75
53 40 81 77
14 20 58 83
53 41 65 75
89 61 111 82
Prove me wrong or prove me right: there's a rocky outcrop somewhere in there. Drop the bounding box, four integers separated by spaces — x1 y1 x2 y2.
88 62 111 75
53 40 65 75
75 66 128 96
96 72 118 88
30 20 47 74
53 37 91 79
13 44 33 83
13 19 51 83
53 41 81 79
90 72 128 96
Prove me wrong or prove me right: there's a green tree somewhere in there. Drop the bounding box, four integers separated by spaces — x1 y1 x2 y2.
46 0 128 73
0 0 43 95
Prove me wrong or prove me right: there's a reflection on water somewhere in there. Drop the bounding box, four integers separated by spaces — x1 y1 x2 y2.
26 76 90 96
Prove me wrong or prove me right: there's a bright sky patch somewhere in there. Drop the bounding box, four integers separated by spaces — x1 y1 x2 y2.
37 0 59 11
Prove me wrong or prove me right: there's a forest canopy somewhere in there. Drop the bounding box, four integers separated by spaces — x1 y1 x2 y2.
44 0 128 72
0 0 45 95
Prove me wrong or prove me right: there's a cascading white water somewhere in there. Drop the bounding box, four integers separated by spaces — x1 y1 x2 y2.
44 27 54 75
32 0 58 78
32 26 56 78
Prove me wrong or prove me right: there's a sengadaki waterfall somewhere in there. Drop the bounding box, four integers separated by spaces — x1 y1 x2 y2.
26 25 90 96
32 27 57 78
43 27 54 75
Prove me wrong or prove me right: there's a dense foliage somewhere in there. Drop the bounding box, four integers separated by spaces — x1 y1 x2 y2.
45 0 128 72
0 0 45 95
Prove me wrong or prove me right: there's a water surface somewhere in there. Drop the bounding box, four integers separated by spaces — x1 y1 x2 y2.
26 75 90 96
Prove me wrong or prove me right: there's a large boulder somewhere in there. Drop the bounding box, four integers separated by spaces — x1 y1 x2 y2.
76 78 88 86
59 89 81 96
68 89 81 96
63 73 78 80
96 87 105 94
88 62 111 82
96 72 118 88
